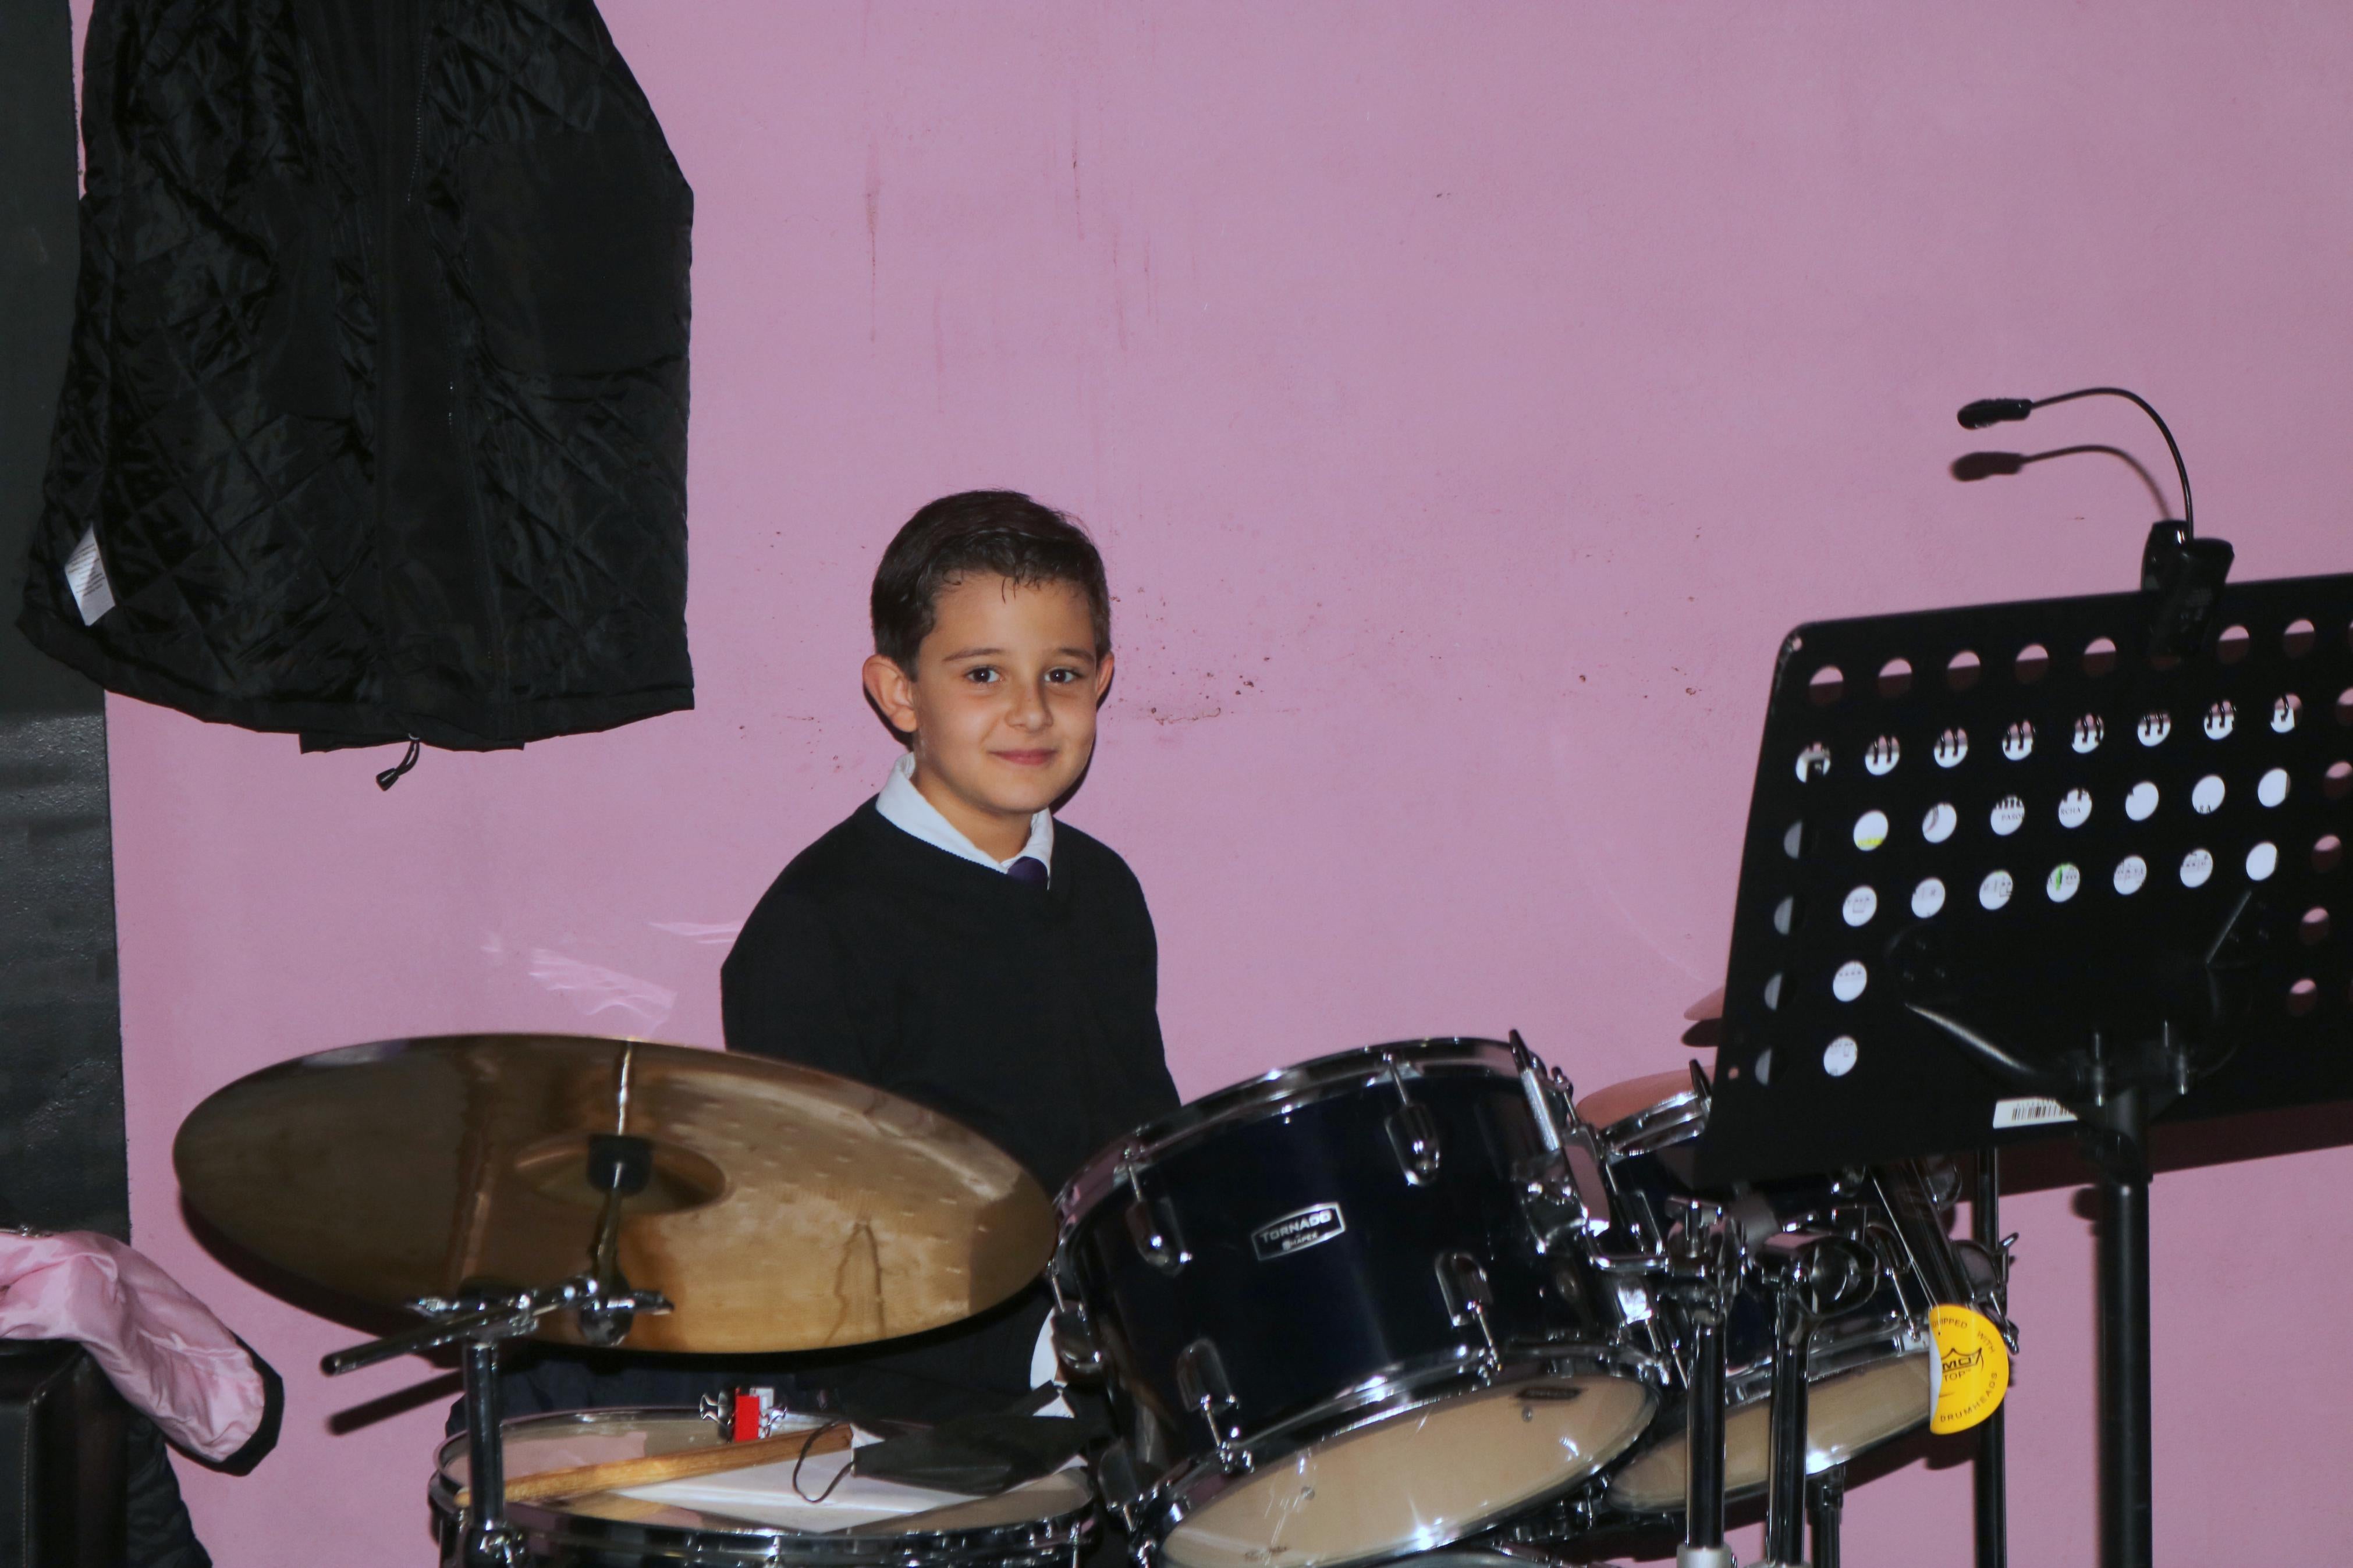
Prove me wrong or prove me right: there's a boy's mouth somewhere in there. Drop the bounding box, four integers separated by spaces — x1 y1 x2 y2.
992 748 1057 767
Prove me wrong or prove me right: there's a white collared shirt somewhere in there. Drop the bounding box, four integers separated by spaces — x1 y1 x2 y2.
875 751 1055 876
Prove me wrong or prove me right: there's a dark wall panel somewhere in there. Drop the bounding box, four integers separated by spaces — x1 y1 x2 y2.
2 0 127 1238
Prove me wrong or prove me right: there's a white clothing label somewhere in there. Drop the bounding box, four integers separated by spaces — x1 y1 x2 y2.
1992 1096 2077 1129
64 526 115 625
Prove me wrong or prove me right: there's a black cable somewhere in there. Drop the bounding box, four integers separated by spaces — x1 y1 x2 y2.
2022 388 2194 535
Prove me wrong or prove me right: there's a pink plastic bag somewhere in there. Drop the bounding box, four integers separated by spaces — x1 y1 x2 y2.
0 1231 264 1462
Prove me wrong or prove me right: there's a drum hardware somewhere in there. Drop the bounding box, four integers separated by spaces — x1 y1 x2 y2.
1380 1053 1446 1185
323 1267 673 1567
1173 1339 1250 1473
1434 1252 1503 1371
1121 1153 1192 1275
1805 1465 1847 1568
1752 1234 1879 1568
1658 1196 1740 1568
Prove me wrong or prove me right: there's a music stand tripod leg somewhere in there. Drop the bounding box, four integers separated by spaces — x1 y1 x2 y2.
2085 1087 2154 1568
1973 1148 2008 1568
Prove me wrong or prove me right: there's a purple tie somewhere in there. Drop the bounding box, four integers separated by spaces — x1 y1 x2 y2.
1007 856 1049 887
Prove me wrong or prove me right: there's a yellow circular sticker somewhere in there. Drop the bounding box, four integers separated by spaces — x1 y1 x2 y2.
1929 1304 2010 1434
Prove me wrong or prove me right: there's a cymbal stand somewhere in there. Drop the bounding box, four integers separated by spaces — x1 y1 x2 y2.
321 1133 671 1568
1756 1235 1878 1568
1662 1199 1740 1568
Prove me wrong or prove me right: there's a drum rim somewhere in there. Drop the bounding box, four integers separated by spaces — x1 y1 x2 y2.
429 1407 1098 1559
1147 1342 1663 1568
1056 1037 1523 1223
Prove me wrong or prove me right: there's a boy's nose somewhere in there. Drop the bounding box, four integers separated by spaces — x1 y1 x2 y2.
1007 682 1052 728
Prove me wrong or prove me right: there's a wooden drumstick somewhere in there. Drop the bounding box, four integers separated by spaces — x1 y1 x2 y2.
456 1423 853 1508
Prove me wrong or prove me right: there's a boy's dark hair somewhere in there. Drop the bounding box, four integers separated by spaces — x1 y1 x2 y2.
871 491 1112 670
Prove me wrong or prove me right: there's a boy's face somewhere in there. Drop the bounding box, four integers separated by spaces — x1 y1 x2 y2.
862 573 1113 859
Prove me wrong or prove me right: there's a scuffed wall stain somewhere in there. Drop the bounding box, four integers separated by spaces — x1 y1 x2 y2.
526 950 677 1031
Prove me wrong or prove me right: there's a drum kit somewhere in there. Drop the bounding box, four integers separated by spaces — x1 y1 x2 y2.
175 1029 2015 1568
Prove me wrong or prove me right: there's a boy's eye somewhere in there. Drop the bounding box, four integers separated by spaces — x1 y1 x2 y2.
963 667 999 685
1045 667 1081 685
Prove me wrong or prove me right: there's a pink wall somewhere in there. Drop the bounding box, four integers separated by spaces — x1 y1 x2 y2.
94 3 2353 1563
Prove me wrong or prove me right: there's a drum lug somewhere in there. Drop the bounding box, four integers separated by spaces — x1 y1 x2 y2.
1435 1250 1502 1373
1125 1194 1190 1274
1119 1157 1191 1274
1052 1307 1105 1379
1387 1103 1445 1185
1175 1338 1251 1473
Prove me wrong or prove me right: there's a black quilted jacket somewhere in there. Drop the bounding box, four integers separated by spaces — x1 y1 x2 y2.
17 0 693 751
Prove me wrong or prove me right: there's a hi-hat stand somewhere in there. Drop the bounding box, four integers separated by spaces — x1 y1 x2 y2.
1694 500 2353 1568
322 1132 672 1568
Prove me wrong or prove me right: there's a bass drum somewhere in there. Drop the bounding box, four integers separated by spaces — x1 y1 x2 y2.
1576 1071 1961 1516
1056 1039 1659 1568
430 1409 1095 1567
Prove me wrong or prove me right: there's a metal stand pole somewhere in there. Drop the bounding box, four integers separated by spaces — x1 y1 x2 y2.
1762 1286 1813 1568
2093 1100 2152 1568
1972 1148 2008 1568
1677 1303 1733 1568
459 1339 523 1568
1806 1464 1846 1568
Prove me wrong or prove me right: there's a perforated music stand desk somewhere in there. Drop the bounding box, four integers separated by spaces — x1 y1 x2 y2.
1692 571 2353 1568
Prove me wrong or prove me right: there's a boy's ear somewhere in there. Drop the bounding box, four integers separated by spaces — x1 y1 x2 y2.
1094 649 1116 706
863 653 920 738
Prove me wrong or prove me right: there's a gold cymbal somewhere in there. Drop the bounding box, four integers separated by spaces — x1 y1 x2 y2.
173 1034 1055 1354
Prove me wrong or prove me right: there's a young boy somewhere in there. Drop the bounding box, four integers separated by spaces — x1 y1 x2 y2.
719 490 1180 1419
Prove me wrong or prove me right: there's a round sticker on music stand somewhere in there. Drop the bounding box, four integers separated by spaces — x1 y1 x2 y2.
2046 863 2081 903
2246 842 2279 881
1832 961 1868 1002
2180 848 2214 888
2272 695 2300 734
2113 855 2148 895
1922 802 1958 843
1912 877 1947 918
2258 767 2289 808
1823 1037 1859 1078
2203 701 2236 739
2072 715 2104 753
1935 728 1969 767
1989 795 2025 836
1865 737 1900 776
1979 870 2014 911
2001 721 2035 761
1853 810 1890 851
2137 712 2171 746
2191 775 2225 815
1796 744 1832 783
1842 886 1878 927
2057 788 2092 829
2125 782 2160 822
1763 972 1784 1011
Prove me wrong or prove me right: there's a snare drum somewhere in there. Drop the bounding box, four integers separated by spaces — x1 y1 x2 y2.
1055 1039 1658 1568
430 1409 1096 1567
1574 1072 1951 1516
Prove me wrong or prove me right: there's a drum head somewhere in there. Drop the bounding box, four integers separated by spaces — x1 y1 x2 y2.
1604 1350 1932 1513
434 1410 1094 1562
1160 1372 1654 1568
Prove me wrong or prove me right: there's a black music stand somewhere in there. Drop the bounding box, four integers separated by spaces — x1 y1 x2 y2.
1692 569 2353 1568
